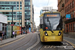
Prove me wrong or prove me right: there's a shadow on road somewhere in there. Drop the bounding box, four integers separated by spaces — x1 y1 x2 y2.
41 42 63 46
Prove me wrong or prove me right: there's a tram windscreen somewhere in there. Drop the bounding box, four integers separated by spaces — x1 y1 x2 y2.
44 13 62 30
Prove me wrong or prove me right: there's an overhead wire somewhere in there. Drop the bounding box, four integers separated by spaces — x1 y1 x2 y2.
47 0 49 6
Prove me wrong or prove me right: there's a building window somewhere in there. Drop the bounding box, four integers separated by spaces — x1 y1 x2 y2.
69 24 70 32
20 8 22 10
20 5 22 7
65 0 69 4
73 23 75 31
71 3 72 9
17 2 19 4
8 22 11 25
25 2 30 5
17 8 19 10
70 3 71 9
17 5 19 7
69 4 70 11
71 24 72 32
17 22 19 25
20 2 22 4
72 1 74 8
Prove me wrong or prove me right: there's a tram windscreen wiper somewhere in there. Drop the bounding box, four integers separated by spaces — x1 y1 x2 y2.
47 17 54 33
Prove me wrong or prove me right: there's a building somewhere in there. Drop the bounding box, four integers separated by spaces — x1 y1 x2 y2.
0 14 7 32
31 5 34 31
40 7 57 15
64 0 75 35
0 0 34 30
58 0 65 30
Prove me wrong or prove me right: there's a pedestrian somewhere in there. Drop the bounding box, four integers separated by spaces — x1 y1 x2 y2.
26 30 27 34
23 30 25 34
14 31 17 38
0 31 3 42
4 31 6 39
13 31 15 37
2 31 5 39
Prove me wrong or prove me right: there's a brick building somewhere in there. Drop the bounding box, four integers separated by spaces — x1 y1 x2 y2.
58 0 65 30
58 0 75 35
65 0 75 35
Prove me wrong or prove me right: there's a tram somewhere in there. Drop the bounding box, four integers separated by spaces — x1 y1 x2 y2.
40 12 63 42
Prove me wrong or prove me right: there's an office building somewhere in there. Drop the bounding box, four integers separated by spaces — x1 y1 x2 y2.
0 0 34 30
40 7 57 15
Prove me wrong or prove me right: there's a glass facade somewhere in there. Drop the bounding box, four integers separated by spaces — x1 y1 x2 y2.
0 1 22 10
0 0 31 27
25 0 31 28
0 2 17 10
0 1 22 26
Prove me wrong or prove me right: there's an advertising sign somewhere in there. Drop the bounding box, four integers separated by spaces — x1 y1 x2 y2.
13 26 21 35
66 14 71 19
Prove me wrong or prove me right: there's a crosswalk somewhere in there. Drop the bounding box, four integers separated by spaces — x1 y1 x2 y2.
43 43 74 49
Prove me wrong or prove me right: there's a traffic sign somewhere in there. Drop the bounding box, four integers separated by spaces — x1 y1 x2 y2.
11 24 14 26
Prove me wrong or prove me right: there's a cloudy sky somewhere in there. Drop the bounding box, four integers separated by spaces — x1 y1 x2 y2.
32 0 58 27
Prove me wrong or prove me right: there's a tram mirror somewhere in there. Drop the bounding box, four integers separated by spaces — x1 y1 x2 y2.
47 17 49 22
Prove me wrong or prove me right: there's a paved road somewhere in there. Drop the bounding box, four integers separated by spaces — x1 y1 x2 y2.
0 33 38 50
31 34 75 50
0 32 75 50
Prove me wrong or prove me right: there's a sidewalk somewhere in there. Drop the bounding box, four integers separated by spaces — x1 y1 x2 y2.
0 34 27 45
63 33 75 39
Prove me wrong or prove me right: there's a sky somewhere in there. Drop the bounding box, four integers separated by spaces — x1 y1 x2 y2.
32 0 58 27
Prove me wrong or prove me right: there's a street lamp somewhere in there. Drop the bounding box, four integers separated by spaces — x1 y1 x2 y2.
20 16 22 35
11 6 14 38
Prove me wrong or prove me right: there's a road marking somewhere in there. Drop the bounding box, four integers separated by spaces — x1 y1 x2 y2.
26 34 40 50
0 35 27 47
37 45 43 50
51 45 53 48
50 46 52 48
44 46 47 48
63 42 68 46
48 46 50 48
64 39 75 48
54 46 56 48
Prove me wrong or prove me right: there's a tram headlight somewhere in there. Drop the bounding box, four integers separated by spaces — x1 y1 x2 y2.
58 32 61 36
45 32 48 36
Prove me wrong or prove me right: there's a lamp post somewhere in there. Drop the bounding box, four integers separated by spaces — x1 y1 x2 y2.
19 11 20 26
19 12 22 35
11 6 13 38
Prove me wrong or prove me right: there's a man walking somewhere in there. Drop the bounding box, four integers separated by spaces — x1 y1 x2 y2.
0 31 3 42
